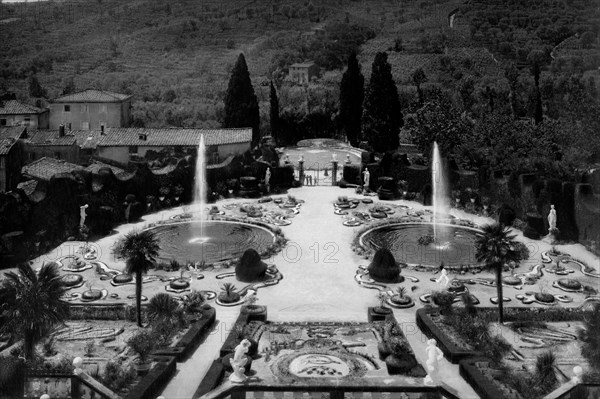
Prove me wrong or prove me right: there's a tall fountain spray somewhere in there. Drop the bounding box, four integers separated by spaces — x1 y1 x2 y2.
193 134 207 241
432 142 449 242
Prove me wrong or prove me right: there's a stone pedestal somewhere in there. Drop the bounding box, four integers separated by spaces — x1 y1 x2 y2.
239 176 260 198
377 176 395 200
331 161 338 186
368 306 393 322
298 161 305 186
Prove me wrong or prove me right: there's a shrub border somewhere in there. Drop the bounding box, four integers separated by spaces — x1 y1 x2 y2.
459 358 511 399
123 355 177 399
415 308 483 363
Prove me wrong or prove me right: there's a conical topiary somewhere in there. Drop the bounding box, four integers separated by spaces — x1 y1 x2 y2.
235 249 268 283
368 248 403 283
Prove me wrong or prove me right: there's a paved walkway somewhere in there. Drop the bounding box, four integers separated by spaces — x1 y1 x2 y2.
160 186 480 398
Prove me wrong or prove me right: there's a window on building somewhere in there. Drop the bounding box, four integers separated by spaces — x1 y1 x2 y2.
29 153 35 162
23 117 31 126
100 104 107 113
81 121 90 129
64 105 71 112
0 119 6 126
128 146 138 155
54 152 61 159
81 104 89 113
0 157 5 169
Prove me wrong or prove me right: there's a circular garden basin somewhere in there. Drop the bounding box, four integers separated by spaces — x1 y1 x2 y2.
170 278 190 290
113 274 133 284
557 279 582 290
62 274 84 287
82 290 103 301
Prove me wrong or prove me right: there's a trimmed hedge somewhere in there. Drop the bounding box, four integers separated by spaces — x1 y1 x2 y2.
152 307 216 361
415 308 484 363
219 313 249 358
459 359 511 399
193 360 225 398
124 356 177 399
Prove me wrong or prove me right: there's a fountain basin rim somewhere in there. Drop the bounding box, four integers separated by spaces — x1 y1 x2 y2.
358 222 485 269
142 218 277 241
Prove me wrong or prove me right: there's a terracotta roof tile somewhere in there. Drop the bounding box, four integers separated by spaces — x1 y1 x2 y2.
0 126 27 140
17 179 39 197
85 160 127 177
97 127 252 147
0 100 46 115
0 126 26 155
29 129 102 148
52 89 132 103
22 157 83 181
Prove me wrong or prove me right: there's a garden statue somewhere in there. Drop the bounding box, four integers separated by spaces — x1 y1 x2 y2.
435 268 449 288
363 168 370 189
79 204 89 229
332 153 337 162
572 365 583 383
299 155 304 162
229 339 251 383
284 153 290 164
345 154 351 164
73 357 83 375
548 205 557 231
424 339 444 385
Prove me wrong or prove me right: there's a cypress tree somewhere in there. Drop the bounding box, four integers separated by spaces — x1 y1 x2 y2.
28 74 46 98
339 51 364 147
223 54 260 147
269 80 280 144
362 52 402 153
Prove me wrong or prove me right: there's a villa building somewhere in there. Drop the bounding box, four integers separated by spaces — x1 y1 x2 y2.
288 61 319 83
0 100 49 129
49 89 132 130
95 127 252 165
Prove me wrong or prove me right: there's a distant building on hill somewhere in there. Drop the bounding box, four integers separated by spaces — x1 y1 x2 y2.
0 100 49 129
96 127 252 165
48 89 132 130
289 61 319 84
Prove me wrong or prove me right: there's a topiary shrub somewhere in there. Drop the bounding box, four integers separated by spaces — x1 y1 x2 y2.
368 248 402 283
235 249 268 283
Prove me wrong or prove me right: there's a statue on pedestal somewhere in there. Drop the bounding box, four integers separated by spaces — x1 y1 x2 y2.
229 339 251 383
345 154 351 164
548 204 557 232
79 204 89 229
424 339 444 385
435 268 449 288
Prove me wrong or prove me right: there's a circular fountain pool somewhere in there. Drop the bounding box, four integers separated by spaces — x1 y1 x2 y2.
149 221 275 264
360 223 483 269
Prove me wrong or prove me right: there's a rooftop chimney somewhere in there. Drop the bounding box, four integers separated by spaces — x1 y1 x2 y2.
59 124 65 137
139 133 147 141
100 125 105 135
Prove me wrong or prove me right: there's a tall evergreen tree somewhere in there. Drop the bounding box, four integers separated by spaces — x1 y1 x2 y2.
339 51 364 147
28 74 46 98
362 52 402 153
223 54 260 147
412 68 427 105
269 80 280 144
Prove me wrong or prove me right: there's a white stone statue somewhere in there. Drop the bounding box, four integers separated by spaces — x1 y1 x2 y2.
79 204 89 229
284 153 290 164
548 204 557 231
424 339 444 385
265 168 271 186
345 154 351 164
229 339 251 383
363 168 370 188
435 268 449 288
299 155 304 163
332 153 337 162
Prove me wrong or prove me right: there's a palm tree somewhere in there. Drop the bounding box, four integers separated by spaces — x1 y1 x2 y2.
0 262 68 359
113 230 160 327
475 223 523 323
